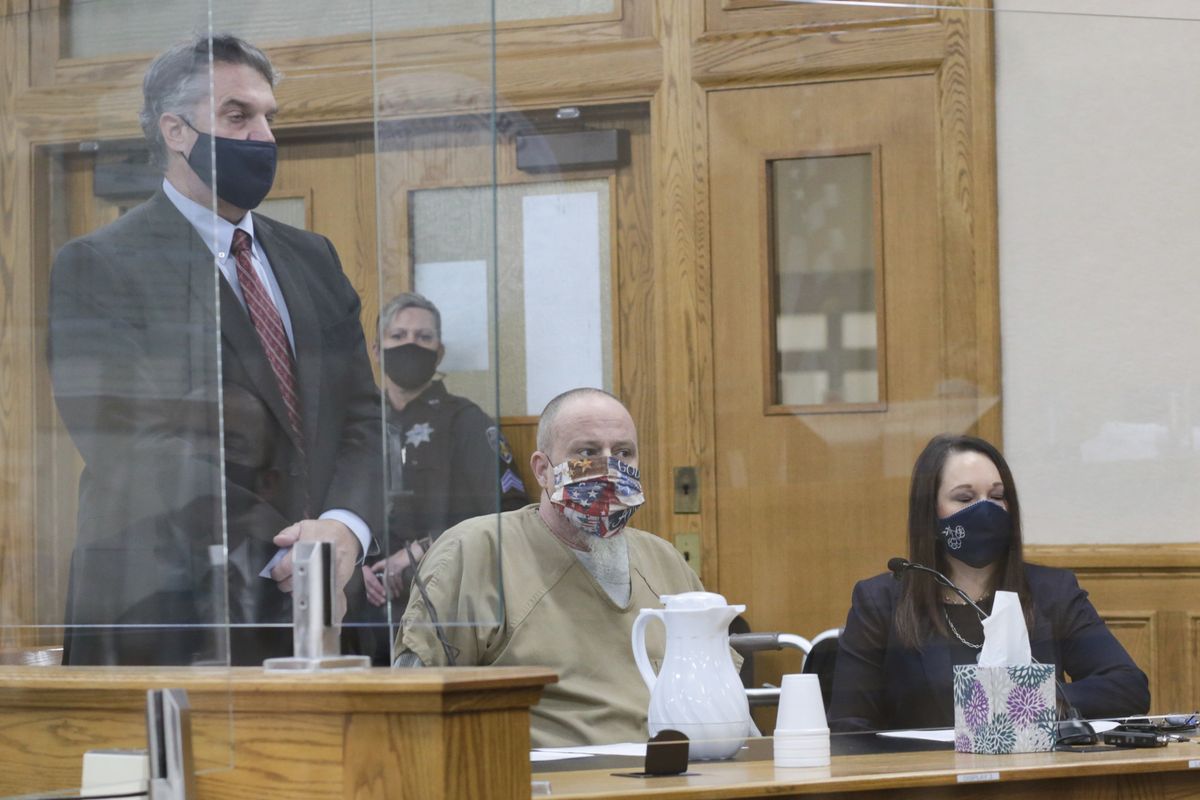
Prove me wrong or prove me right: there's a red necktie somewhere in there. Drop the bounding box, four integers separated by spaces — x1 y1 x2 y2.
231 229 304 452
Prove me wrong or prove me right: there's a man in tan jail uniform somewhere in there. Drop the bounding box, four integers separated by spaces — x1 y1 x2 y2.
395 387 704 747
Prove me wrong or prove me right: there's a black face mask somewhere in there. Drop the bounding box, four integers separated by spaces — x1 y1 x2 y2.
936 500 1012 569
383 343 439 390
184 119 277 210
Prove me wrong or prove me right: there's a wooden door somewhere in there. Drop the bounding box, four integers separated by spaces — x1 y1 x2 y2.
709 77 995 661
271 133 379 338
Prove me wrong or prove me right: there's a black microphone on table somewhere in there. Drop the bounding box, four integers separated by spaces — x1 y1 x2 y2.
886 557 1098 746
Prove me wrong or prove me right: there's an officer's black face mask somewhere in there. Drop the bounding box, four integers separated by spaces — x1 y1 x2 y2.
383 343 439 390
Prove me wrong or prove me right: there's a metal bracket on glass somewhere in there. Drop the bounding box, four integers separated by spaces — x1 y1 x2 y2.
263 540 370 672
146 688 196 800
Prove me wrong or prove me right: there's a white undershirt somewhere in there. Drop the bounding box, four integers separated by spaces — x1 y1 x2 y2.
572 534 631 606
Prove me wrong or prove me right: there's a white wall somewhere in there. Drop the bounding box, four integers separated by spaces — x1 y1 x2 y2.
995 1 1200 544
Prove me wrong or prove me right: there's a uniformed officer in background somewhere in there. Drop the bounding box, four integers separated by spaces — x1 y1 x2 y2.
362 292 528 631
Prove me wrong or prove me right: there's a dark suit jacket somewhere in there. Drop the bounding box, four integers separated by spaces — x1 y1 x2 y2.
49 189 383 665
829 564 1150 732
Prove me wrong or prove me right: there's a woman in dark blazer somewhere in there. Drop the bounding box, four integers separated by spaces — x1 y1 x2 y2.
829 434 1149 732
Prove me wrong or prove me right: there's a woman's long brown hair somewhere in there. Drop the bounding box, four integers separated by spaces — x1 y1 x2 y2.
893 434 1034 649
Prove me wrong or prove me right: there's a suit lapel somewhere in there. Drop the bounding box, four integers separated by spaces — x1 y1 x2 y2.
253 215 322 458
140 193 231 395
143 192 221 318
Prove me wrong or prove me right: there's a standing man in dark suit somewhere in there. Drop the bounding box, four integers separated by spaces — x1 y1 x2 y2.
49 34 382 665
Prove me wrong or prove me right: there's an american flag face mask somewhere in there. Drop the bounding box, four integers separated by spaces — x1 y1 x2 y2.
550 456 645 538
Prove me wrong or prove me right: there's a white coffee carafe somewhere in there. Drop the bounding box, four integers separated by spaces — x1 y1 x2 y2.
631 591 752 760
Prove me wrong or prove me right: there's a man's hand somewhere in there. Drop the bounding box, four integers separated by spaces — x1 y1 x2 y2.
271 519 361 621
363 543 425 607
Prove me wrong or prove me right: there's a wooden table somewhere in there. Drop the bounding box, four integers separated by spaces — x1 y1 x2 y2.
0 665 556 800
534 738 1200 799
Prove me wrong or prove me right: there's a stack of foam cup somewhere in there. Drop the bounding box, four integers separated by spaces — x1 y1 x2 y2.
773 673 830 767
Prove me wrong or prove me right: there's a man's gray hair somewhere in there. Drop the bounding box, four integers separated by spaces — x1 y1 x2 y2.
140 34 278 171
378 292 442 341
536 387 624 454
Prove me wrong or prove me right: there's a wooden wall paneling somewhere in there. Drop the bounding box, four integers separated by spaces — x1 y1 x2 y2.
270 132 378 345
12 22 661 147
1025 544 1200 571
33 0 655 129
1097 612 1156 709
692 21 946 88
371 42 662 124
1085 574 1200 714
611 112 662 536
30 149 57 642
24 15 486 83
707 0 936 33
1028 544 1200 713
1152 610 1189 714
0 0 36 648
4 1 33 19
30 150 77 645
28 1 59 89
1191 614 1200 714
42 0 644 89
653 0 715 583
340 708 530 800
936 2 1002 443
352 136 380 352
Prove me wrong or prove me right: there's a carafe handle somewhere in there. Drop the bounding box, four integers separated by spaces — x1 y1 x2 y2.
630 608 664 691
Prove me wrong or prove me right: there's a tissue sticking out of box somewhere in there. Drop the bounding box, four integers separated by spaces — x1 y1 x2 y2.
978 590 1031 667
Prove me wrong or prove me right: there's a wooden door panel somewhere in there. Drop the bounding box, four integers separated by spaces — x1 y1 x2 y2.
271 135 378 343
710 76 955 651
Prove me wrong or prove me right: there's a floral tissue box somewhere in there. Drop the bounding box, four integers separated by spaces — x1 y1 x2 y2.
953 664 1057 754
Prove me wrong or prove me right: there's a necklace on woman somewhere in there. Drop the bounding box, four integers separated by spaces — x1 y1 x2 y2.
943 588 991 605
943 605 982 649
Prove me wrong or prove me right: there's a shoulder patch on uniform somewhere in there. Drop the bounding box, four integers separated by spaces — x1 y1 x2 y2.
486 426 515 464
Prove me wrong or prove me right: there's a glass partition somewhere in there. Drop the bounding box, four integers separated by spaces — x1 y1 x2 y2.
4 0 1200 794
707 0 1198 758
1 2 240 797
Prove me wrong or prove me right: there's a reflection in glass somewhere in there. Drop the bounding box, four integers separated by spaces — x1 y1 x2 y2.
256 196 306 230
771 154 880 407
65 0 616 59
411 179 613 416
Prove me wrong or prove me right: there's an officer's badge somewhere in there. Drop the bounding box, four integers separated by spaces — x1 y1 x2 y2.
405 422 434 447
486 426 514 464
